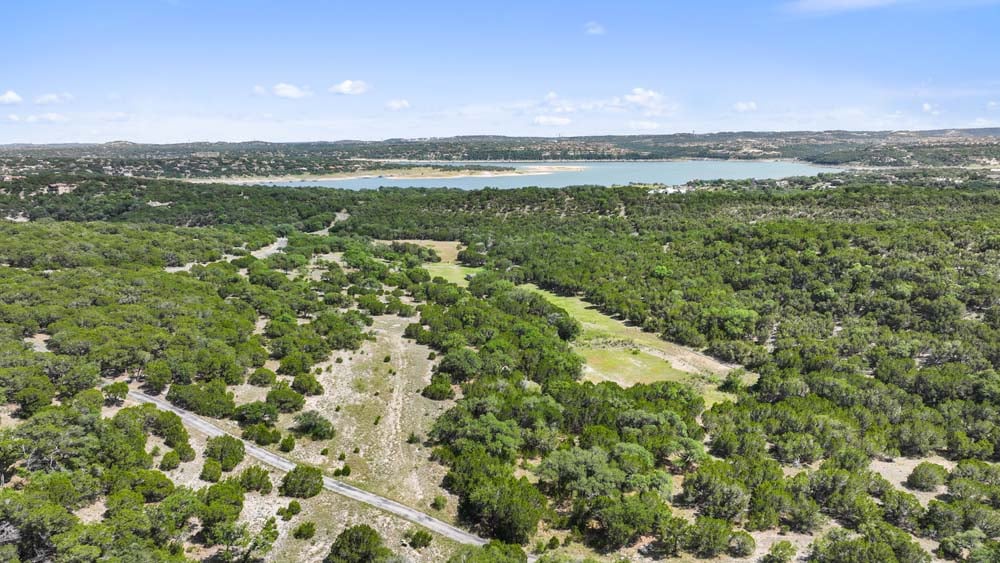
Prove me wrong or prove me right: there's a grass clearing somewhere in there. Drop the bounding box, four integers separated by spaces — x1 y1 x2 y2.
403 241 736 405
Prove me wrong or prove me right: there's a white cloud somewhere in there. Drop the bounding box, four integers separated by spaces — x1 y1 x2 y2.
0 90 23 104
628 120 661 131
330 80 370 95
272 83 312 99
8 112 68 123
785 0 902 14
533 115 571 126
922 102 941 115
35 92 73 105
624 87 676 116
733 101 758 113
584 21 606 35
252 85 268 96
988 101 999 111
386 99 410 111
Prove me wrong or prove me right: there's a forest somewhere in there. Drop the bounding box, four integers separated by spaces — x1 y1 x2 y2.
3 169 1000 561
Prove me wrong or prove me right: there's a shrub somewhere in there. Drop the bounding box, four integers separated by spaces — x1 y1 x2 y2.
200 459 222 483
267 382 305 412
159 450 181 471
728 530 756 558
240 466 272 494
431 495 446 510
248 367 277 386
293 521 316 540
761 540 796 563
103 381 129 405
294 410 335 440
205 435 245 472
233 401 279 427
279 499 303 520
167 379 235 417
404 529 432 549
324 524 393 563
684 517 732 558
280 465 323 498
421 376 454 401
906 462 948 491
243 423 281 445
280 435 296 452
292 372 324 396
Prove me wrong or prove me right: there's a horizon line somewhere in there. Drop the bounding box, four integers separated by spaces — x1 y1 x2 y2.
2 125 999 147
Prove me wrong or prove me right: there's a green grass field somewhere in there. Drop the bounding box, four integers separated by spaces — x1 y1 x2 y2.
413 248 734 405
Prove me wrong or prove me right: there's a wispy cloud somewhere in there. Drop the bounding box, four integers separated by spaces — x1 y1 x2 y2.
7 112 68 123
0 90 23 104
272 83 312 99
35 92 73 105
628 120 661 131
584 21 606 35
922 102 941 115
733 101 758 113
624 87 677 117
386 99 410 111
988 101 999 111
785 0 903 14
785 0 999 14
533 115 571 126
330 80 370 95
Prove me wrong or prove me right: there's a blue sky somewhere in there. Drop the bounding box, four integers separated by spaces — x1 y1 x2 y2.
2 0 999 143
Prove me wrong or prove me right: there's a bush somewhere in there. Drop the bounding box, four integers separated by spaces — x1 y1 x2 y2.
761 540 796 563
233 401 279 427
200 459 222 483
243 423 281 445
684 517 732 558
293 521 316 540
294 410 335 440
267 382 305 412
421 374 454 400
906 462 948 491
205 435 245 472
167 379 235 417
292 372 324 396
404 529 433 549
248 367 277 386
159 450 181 471
431 495 446 510
279 500 303 520
728 530 756 558
103 381 129 405
240 466 272 494
280 435 296 452
324 524 393 563
280 465 323 498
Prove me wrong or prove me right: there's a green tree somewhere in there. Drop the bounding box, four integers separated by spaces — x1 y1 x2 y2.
324 524 394 563
205 435 246 472
280 465 323 498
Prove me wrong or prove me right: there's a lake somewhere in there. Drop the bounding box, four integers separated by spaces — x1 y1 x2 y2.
270 160 840 190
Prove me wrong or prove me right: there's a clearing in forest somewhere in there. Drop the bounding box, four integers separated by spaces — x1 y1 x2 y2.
403 240 736 405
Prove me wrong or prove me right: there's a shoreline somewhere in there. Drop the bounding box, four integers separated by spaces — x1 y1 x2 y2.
184 164 586 185
177 159 856 186
365 156 849 168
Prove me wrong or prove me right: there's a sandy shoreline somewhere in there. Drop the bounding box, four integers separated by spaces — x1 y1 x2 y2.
185 164 586 185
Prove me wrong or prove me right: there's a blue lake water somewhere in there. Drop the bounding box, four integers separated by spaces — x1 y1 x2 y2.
269 160 840 190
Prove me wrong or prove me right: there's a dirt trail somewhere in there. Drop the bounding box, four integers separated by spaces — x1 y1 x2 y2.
127 389 488 548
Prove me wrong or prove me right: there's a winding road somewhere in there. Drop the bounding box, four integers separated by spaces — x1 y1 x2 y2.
127 390 489 548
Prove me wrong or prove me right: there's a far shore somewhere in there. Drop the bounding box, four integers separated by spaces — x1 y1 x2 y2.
185 164 586 185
